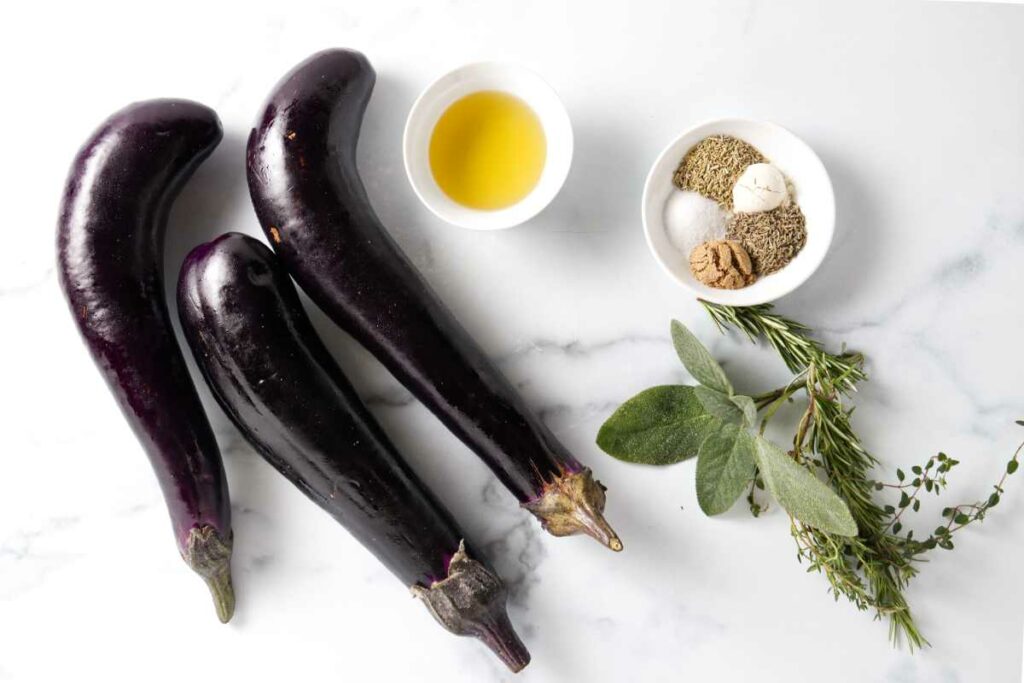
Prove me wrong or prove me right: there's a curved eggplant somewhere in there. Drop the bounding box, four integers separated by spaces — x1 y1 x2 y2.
246 49 621 551
56 100 233 621
177 232 529 672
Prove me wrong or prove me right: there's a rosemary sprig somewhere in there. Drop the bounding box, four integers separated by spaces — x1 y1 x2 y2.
701 300 1021 649
704 302 866 393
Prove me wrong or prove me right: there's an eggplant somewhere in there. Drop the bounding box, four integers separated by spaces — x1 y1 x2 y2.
246 49 621 551
56 100 233 621
177 232 530 671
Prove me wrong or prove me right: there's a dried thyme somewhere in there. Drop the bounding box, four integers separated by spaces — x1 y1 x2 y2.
673 135 765 208
726 204 807 275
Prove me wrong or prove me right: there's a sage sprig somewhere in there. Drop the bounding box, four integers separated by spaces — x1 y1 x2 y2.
597 319 857 536
596 303 1022 650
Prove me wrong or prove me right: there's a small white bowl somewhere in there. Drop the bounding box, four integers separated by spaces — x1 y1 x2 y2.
642 119 835 306
403 62 573 230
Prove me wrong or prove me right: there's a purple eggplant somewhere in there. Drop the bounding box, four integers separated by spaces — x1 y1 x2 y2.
177 232 530 671
57 100 233 622
246 49 621 551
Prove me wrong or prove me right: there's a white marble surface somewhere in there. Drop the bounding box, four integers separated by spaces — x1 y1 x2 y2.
3 1 1024 681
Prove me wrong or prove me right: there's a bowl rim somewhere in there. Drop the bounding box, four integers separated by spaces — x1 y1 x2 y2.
402 61 574 231
641 117 836 306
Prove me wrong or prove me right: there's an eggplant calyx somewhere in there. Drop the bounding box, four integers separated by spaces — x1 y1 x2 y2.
183 525 235 624
522 467 623 552
411 541 530 673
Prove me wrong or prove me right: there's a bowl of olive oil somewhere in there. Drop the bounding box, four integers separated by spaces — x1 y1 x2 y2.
404 62 573 230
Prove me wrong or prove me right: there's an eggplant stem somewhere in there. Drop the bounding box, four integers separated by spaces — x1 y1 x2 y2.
412 540 530 673
183 525 235 624
522 468 623 552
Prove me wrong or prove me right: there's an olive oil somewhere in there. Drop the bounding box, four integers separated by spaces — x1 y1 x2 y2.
429 91 546 210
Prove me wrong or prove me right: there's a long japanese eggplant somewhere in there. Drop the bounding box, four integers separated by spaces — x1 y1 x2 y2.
246 49 621 551
56 100 233 621
177 232 530 671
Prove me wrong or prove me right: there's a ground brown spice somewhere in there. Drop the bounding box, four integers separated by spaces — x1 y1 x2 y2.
689 240 756 289
673 135 765 208
726 204 807 275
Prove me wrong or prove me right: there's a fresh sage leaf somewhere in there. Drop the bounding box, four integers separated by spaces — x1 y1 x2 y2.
695 386 745 425
696 422 757 515
670 320 733 395
752 436 858 537
730 394 757 427
596 385 721 465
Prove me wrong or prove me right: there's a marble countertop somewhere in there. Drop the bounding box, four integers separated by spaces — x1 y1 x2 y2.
3 1 1024 681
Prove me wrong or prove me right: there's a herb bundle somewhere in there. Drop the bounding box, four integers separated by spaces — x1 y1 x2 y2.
597 302 1022 648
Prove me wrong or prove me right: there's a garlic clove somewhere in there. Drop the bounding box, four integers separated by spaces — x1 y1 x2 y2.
732 163 789 214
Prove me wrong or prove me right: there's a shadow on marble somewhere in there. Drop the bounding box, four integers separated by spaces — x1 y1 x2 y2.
529 116 645 238
777 141 880 314
164 129 255 286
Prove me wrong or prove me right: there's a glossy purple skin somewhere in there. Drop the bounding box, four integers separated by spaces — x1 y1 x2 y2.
57 100 230 549
246 49 579 503
178 233 465 586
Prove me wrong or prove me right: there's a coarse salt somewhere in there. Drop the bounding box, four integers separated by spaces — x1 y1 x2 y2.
663 190 728 258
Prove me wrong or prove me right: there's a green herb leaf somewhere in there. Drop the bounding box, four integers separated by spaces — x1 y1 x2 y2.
752 436 858 537
670 320 733 395
596 385 721 465
731 395 758 427
694 386 745 425
1008 460 1019 475
695 423 757 515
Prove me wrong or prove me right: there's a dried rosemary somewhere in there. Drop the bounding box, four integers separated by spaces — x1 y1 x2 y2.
673 135 765 207
726 204 807 275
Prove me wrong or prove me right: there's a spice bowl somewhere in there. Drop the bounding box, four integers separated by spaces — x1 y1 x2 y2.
642 119 835 305
403 62 574 230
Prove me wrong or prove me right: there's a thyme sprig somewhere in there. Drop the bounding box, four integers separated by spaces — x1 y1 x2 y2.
701 300 1022 649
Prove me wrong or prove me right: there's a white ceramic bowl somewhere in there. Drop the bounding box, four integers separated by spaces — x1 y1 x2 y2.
642 119 835 305
403 62 573 230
